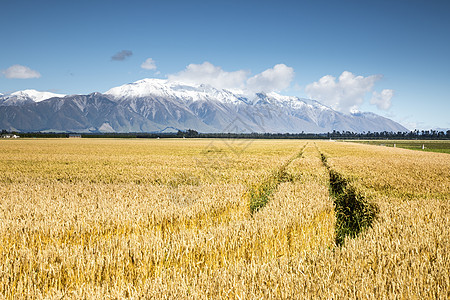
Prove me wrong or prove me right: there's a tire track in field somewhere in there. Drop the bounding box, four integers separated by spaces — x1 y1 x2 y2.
248 143 307 214
317 144 379 246
151 143 308 236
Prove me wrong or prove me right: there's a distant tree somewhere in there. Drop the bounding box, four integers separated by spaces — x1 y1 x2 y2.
186 129 199 137
177 129 199 137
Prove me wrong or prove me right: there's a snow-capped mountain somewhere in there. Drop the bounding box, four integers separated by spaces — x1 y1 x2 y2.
0 89 65 106
0 79 408 133
105 78 247 104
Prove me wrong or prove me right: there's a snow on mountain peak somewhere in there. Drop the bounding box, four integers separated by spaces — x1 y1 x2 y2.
253 92 332 112
10 89 65 102
104 78 244 104
103 78 337 112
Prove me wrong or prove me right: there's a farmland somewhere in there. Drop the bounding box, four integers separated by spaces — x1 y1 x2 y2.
350 139 450 154
0 139 449 298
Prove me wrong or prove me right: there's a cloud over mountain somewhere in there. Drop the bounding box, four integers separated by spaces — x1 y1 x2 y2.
141 58 157 70
168 62 249 91
370 89 394 110
305 71 387 114
168 62 294 94
246 64 294 93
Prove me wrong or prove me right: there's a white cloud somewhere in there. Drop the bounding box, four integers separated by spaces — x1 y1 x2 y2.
2 65 41 79
168 61 249 91
246 64 294 93
305 71 383 114
370 89 394 110
168 61 294 93
141 58 157 70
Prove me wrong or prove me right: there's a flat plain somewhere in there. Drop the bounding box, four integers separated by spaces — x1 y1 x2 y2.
0 138 448 299
350 139 450 154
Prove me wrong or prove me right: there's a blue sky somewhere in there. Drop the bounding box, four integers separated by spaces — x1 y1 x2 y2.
1 0 449 130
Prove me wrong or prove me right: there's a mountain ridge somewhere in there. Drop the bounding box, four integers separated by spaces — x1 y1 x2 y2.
0 79 408 133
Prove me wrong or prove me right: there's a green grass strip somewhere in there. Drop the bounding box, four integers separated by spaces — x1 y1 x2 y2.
321 153 379 246
248 146 305 214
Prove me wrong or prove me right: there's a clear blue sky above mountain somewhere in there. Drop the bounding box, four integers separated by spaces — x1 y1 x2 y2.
1 0 449 130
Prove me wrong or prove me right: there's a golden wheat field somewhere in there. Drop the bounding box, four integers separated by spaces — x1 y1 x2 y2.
0 138 448 299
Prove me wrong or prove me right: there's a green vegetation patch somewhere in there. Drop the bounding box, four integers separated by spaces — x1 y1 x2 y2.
248 148 304 214
248 168 296 214
329 170 379 246
321 153 379 246
351 140 450 154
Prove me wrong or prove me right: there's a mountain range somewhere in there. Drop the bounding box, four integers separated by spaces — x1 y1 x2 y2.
0 79 408 133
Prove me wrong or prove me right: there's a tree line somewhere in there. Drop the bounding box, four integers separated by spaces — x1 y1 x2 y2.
3 129 450 140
